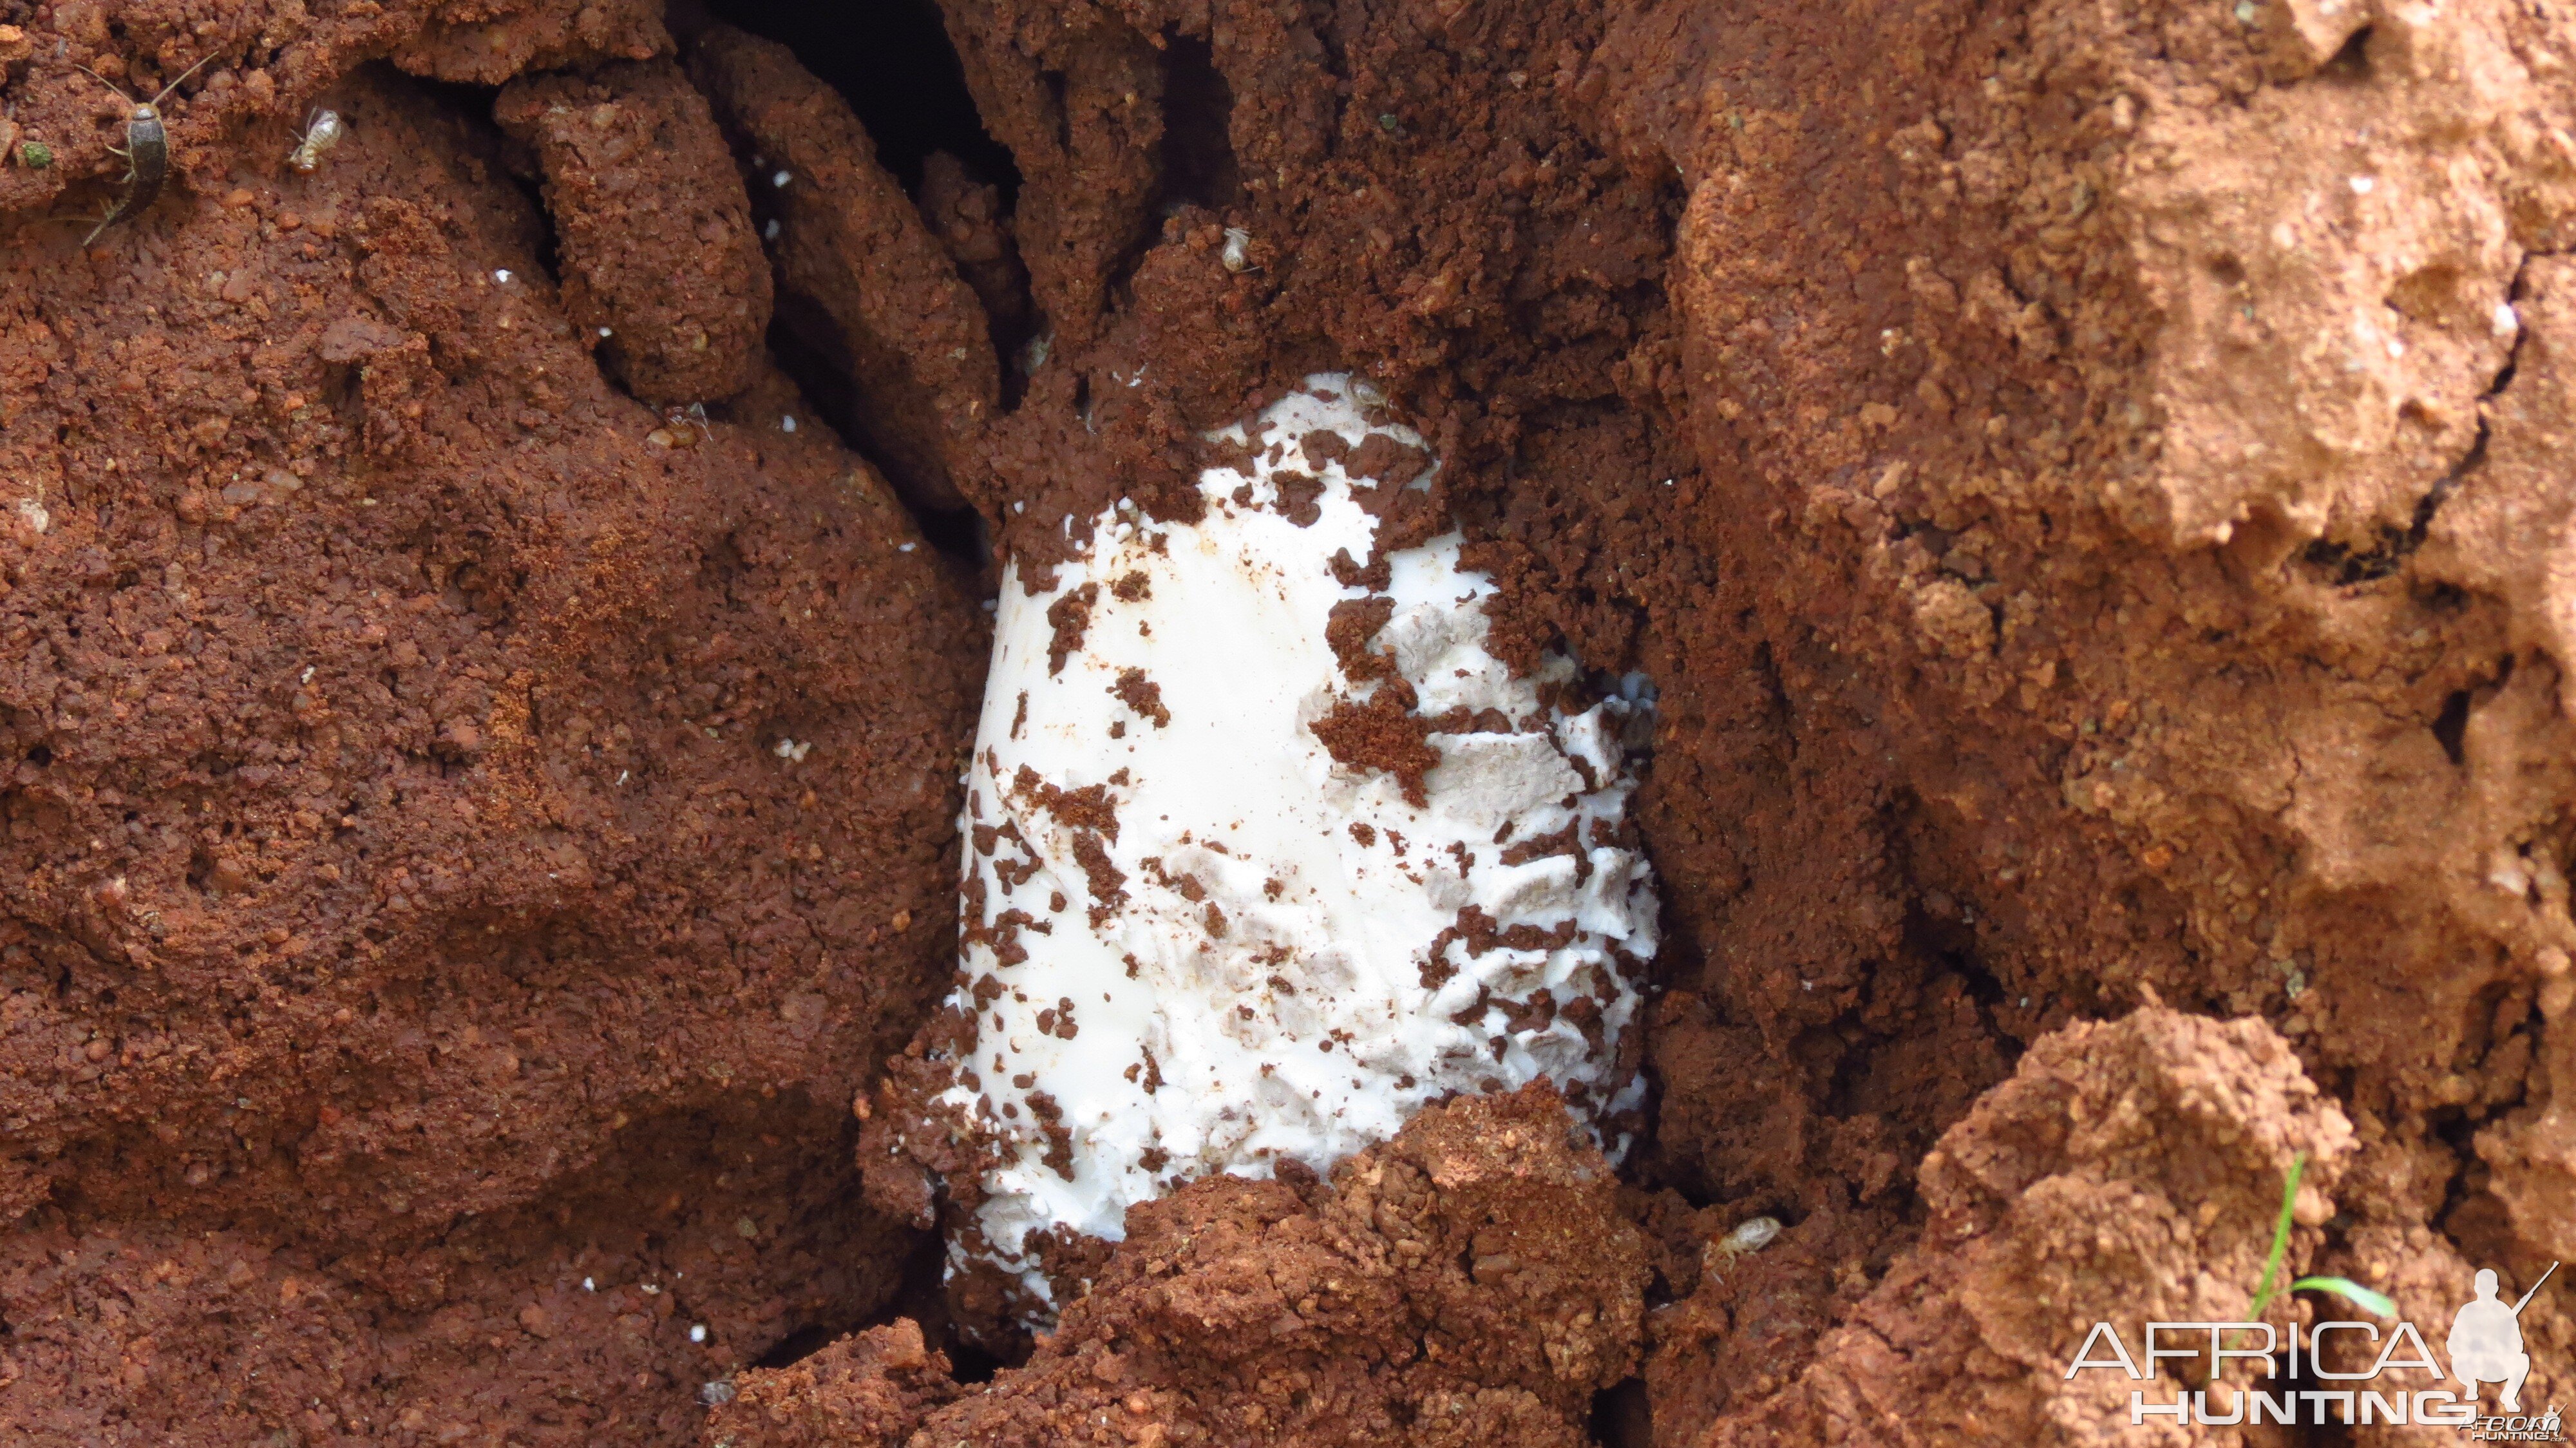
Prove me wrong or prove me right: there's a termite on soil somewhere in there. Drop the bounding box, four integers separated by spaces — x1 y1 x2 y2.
287 109 345 173
68 52 214 245
649 402 712 448
1701 1214 1783 1282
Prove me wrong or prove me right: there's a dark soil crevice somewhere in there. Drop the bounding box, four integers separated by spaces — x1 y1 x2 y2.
688 0 1016 202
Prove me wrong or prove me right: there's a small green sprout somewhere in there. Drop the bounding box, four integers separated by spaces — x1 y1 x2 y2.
2217 1151 2396 1380
2248 1151 2398 1321
19 140 52 169
2290 1275 2398 1317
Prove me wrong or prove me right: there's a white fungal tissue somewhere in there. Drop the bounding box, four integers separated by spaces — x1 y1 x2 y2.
935 374 1656 1313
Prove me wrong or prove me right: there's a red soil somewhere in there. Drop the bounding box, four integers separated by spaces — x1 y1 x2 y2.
2 0 2571 1441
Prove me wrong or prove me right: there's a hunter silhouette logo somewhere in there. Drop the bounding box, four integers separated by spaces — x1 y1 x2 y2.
2452 1264 2556 1413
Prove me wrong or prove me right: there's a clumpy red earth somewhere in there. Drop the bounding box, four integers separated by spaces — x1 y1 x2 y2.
730 1085 1647 1447
2 0 2573 1442
0 39 975 1443
493 56 773 407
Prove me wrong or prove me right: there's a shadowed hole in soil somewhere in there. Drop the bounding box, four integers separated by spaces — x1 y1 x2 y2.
750 1321 840 1369
1591 1377 1653 1448
2302 303 2514 589
1099 30 1242 302
2295 424 2486 586
2431 654 2514 768
405 68 566 285
1159 34 1240 212
2433 688 2472 766
692 0 1017 200
685 0 1005 570
2430 1105 2525 1291
940 1333 1005 1385
750 1228 1008 1384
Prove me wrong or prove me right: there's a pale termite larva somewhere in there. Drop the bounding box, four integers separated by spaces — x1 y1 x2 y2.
289 110 345 174
1701 1215 1783 1281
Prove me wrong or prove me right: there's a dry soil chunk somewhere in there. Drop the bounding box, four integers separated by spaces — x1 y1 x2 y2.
871 1084 1646 1446
395 0 670 84
701 1319 965 1447
687 23 999 512
495 58 770 405
919 149 1032 345
0 68 976 1440
933 7 1166 348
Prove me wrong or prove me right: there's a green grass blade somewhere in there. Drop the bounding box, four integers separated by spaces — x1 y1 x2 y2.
2246 1151 2309 1322
2291 1277 2397 1318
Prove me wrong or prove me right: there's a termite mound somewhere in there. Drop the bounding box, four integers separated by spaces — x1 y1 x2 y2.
0 0 2569 1442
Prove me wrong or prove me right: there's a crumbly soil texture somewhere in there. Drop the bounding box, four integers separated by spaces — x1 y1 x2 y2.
1 0 2572 1443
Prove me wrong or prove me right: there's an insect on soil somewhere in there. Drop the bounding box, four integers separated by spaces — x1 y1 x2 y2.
70 51 214 245
287 109 345 173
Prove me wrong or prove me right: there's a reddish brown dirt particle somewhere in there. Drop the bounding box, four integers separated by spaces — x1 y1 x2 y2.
1325 596 1397 681
1110 667 1170 727
1309 692 1440 806
1043 582 1100 676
